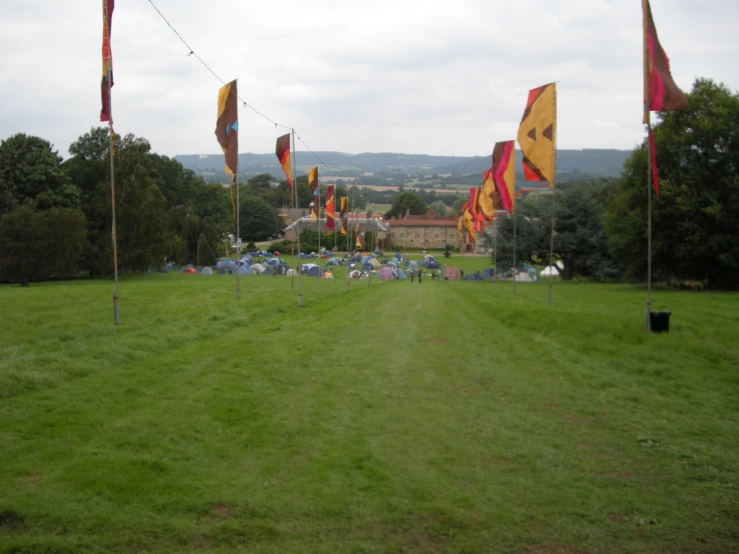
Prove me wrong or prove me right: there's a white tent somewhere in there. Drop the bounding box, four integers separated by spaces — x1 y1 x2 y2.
247 263 266 275
540 266 560 277
285 268 298 276
200 267 214 275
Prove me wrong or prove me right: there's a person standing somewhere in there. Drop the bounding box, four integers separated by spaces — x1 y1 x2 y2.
410 271 415 283
418 271 422 284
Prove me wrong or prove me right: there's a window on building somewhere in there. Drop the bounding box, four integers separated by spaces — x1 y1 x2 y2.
398 233 404 239
434 233 440 240
415 233 421 240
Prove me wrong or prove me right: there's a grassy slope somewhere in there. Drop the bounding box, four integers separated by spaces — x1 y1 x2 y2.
0 275 737 553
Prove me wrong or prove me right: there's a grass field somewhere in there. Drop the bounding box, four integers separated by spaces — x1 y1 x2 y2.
1 272 738 553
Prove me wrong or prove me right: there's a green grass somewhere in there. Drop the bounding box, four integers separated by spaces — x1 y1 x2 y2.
1 275 738 553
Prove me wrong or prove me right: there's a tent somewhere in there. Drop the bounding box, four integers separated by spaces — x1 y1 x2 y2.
265 258 286 267
482 268 495 279
388 259 400 267
427 261 441 269
304 265 322 277
262 266 275 276
362 263 374 271
463 273 485 281
367 258 381 268
379 266 394 279
217 267 230 275
235 267 249 275
394 252 404 261
184 263 195 269
424 255 436 263
285 268 298 277
540 266 560 277
408 261 419 272
325 258 343 266
396 269 407 279
216 259 234 269
200 267 214 275
247 264 265 275
183 267 197 275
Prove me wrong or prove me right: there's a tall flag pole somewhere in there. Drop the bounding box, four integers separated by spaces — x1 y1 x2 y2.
517 83 557 304
291 129 303 307
215 80 239 298
101 0 119 325
492 141 516 294
642 0 688 331
324 185 336 280
309 166 320 266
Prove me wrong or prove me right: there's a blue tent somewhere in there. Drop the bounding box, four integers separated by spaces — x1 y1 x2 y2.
304 265 322 277
397 269 407 279
394 252 404 261
361 256 371 265
482 268 495 279
427 262 441 269
463 273 485 281
362 263 374 271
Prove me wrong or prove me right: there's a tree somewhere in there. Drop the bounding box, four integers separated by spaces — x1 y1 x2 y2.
606 79 739 288
388 191 427 218
429 200 449 216
0 207 88 286
0 133 80 216
239 196 278 241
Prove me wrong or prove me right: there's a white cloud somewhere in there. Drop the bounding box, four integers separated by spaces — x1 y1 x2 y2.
0 0 736 159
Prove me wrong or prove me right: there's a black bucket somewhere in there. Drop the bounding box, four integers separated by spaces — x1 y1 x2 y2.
650 311 672 333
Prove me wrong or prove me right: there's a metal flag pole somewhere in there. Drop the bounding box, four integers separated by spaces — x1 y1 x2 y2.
235 171 240 299
548 87 558 306
493 215 498 290
293 129 304 307
512 209 517 295
104 6 120 325
317 182 321 283
643 0 653 332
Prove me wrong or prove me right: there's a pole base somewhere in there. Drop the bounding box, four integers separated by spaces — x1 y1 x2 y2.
548 283 552 306
237 288 241 299
298 293 303 308
113 294 120 325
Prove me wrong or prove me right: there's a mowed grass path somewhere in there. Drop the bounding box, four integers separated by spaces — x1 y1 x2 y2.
0 275 738 553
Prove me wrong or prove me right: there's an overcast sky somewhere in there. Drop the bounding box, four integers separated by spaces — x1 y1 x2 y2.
0 0 737 159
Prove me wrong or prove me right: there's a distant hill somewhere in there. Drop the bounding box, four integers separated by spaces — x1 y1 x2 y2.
174 149 631 182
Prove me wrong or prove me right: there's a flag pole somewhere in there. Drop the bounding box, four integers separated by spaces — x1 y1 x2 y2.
512 209 517 295
293 129 303 307
235 170 241 299
493 215 498 290
104 3 120 325
643 0 652 332
548 88 558 306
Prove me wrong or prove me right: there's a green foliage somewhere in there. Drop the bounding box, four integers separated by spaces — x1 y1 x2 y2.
428 199 450 216
0 133 81 215
388 191 427 218
239 196 278 241
0 207 88 285
606 79 739 288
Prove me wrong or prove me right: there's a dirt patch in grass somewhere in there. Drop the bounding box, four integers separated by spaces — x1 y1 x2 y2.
608 514 627 524
0 509 24 533
210 504 238 518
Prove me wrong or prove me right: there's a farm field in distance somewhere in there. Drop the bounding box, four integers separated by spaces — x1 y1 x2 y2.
0 273 737 553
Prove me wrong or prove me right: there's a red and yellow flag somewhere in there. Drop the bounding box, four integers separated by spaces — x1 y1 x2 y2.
493 140 516 213
456 213 464 243
215 80 238 177
309 166 319 218
643 0 689 123
340 197 348 234
356 230 365 250
517 83 556 185
275 134 292 191
325 185 335 230
100 0 115 122
461 203 476 241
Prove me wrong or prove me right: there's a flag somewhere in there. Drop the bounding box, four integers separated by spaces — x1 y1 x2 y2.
215 80 239 177
356 230 365 250
461 205 476 241
518 83 556 185
643 0 689 123
100 0 115 122
309 166 319 218
478 169 496 218
325 185 335 230
493 141 516 213
275 134 292 190
649 127 660 198
340 197 348 234
456 214 464 243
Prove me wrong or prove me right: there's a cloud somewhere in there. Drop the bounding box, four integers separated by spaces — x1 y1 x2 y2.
0 0 736 159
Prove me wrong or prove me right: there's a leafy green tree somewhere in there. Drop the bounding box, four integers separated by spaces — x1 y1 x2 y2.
0 133 80 215
239 196 278 241
606 79 739 288
388 191 427 218
0 207 88 286
429 200 449 216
